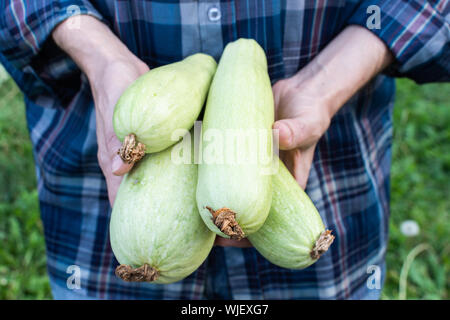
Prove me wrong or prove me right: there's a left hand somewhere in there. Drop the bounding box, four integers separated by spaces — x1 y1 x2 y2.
214 25 394 246
272 76 332 189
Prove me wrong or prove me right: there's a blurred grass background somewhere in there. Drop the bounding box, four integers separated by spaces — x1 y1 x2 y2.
0 65 448 300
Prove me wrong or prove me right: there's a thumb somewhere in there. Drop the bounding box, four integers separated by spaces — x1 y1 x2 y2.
273 118 308 151
112 154 134 176
108 135 134 176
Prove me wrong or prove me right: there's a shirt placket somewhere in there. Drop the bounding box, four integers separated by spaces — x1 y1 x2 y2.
197 1 266 299
197 0 224 60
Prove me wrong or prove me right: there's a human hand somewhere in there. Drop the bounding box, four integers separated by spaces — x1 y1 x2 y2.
52 15 149 206
90 58 149 206
272 26 393 189
216 25 393 245
272 77 332 189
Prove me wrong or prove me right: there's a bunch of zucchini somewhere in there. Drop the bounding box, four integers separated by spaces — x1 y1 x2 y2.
110 39 334 284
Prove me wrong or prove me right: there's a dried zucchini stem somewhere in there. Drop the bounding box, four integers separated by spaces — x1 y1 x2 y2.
310 230 335 260
118 133 146 164
206 206 245 241
115 264 159 282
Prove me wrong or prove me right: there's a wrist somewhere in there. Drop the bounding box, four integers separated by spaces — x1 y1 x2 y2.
52 15 141 84
286 25 393 119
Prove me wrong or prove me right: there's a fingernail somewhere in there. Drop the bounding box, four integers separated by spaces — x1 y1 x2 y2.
112 156 123 174
112 155 134 176
273 121 291 148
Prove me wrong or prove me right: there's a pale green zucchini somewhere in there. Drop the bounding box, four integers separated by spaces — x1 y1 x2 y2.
110 138 215 284
248 158 335 269
113 53 216 164
196 39 274 240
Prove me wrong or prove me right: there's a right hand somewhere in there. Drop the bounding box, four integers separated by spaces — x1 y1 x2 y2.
52 15 150 206
89 57 149 206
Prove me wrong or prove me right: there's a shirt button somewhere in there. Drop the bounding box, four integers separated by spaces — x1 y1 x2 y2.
208 7 221 22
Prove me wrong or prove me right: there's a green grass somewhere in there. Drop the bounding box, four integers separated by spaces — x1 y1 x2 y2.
382 79 449 300
0 76 51 299
0 67 448 299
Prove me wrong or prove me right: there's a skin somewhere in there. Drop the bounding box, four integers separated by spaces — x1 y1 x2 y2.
52 16 148 206
53 16 392 248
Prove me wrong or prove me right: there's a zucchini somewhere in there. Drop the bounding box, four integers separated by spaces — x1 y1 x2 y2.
248 158 334 269
110 136 215 284
113 53 216 164
196 39 274 240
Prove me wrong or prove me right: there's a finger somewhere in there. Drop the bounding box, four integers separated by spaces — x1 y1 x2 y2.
105 170 123 207
273 117 323 151
279 147 315 189
279 149 299 178
271 79 285 114
214 236 253 248
273 120 294 150
106 132 135 176
112 155 134 176
273 118 308 150
292 146 316 189
96 100 135 177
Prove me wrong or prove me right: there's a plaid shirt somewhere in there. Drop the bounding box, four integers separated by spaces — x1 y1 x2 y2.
0 0 448 299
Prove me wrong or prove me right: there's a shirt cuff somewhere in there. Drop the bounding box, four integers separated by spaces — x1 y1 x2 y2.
346 0 450 83
0 1 106 107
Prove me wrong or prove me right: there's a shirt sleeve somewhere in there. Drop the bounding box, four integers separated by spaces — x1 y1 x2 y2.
346 0 450 84
0 1 106 108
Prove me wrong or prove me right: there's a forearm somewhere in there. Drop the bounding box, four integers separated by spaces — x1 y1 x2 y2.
289 25 394 117
52 15 139 83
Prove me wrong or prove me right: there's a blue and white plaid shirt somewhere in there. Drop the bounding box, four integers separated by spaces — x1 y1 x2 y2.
0 0 448 299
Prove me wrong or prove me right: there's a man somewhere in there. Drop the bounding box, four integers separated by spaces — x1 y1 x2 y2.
0 1 448 299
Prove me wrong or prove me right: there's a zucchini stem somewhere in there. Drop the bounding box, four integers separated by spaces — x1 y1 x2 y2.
206 206 245 241
115 263 159 282
118 133 146 164
310 230 335 260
